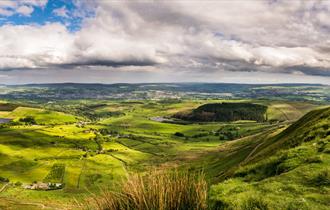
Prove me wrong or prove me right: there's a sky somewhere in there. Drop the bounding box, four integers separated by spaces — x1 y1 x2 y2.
0 0 329 85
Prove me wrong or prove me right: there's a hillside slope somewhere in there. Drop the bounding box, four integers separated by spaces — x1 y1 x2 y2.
6 107 78 125
209 107 330 210
174 103 267 122
245 106 330 163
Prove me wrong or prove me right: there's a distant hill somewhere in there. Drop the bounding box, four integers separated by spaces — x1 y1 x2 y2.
0 103 18 111
0 83 328 101
209 106 330 209
174 103 267 122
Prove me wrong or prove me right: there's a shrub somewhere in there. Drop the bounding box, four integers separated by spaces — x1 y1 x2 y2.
0 176 9 182
83 169 207 210
174 132 185 137
15 181 22 186
310 169 330 186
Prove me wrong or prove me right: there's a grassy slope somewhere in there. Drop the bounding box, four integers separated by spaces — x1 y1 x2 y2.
245 106 330 163
209 107 330 210
6 107 78 124
0 99 322 209
266 101 317 122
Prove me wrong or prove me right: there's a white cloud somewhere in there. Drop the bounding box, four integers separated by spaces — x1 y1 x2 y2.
53 6 69 18
0 23 75 69
20 0 47 8
0 7 14 16
0 0 329 79
0 1 16 9
17 5 34 16
0 0 47 17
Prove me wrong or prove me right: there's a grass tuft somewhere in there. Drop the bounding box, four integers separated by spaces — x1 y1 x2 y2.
82 169 208 210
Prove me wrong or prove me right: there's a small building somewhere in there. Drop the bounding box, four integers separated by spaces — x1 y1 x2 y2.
24 182 48 190
23 182 64 190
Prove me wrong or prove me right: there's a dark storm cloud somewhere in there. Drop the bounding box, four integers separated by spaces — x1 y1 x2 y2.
284 66 330 77
56 59 160 68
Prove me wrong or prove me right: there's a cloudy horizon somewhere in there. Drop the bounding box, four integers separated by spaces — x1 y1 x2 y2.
0 0 330 85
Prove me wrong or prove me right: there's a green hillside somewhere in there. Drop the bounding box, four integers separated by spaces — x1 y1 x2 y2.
209 107 330 209
240 106 330 165
174 103 267 122
0 99 326 209
6 107 78 125
266 101 317 122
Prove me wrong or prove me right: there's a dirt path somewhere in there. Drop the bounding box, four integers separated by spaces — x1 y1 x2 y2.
239 122 289 166
240 141 265 165
273 106 291 121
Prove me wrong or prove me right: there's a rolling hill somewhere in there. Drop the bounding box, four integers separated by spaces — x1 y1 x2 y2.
6 107 78 125
0 99 327 209
208 107 330 209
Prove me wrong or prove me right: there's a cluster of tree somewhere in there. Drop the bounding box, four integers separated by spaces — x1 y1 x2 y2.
0 176 9 182
19 116 37 125
215 126 241 140
93 134 105 152
77 109 123 121
191 133 209 138
174 103 267 122
174 126 241 141
158 99 182 104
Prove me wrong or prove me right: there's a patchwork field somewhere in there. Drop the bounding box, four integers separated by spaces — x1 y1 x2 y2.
0 99 323 208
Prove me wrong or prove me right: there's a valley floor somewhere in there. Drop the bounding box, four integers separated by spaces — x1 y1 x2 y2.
0 99 325 209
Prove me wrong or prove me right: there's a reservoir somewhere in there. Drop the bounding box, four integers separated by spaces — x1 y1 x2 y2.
0 118 11 124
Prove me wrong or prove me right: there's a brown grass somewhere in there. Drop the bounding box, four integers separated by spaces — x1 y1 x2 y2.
82 169 208 210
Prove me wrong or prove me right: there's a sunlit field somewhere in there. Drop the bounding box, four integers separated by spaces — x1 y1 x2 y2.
1 97 327 209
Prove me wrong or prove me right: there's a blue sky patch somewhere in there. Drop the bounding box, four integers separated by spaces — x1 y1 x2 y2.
0 0 94 32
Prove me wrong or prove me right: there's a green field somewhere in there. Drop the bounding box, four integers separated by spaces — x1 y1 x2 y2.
5 107 78 125
0 99 327 209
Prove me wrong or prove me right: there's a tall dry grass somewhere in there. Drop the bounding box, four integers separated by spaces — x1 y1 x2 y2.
83 169 208 210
